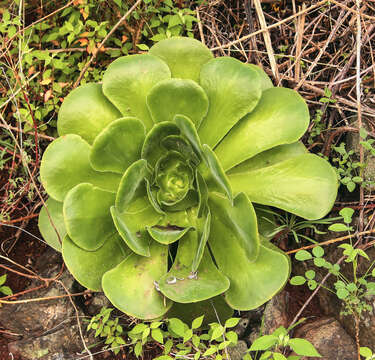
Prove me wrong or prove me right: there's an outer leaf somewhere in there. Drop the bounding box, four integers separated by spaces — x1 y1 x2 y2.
90 117 145 174
142 122 180 168
102 54 171 130
38 197 66 252
215 87 309 171
209 193 260 262
102 241 172 320
62 233 128 291
229 154 338 220
147 79 208 127
63 183 116 251
247 64 273 91
228 142 307 175
158 231 230 303
40 134 121 201
198 57 261 148
209 194 290 310
149 37 213 82
57 83 121 144
288 338 321 357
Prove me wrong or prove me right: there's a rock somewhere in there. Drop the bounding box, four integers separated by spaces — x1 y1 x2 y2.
234 317 250 339
262 290 289 334
0 249 78 336
86 292 111 316
227 340 248 360
294 317 357 360
8 325 88 360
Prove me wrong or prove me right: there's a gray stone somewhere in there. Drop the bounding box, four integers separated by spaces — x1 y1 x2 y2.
293 317 357 360
8 325 88 360
227 340 248 360
86 292 111 316
234 317 250 338
0 249 77 337
262 290 289 335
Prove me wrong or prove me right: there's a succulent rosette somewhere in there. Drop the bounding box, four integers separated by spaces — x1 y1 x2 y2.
38 37 338 320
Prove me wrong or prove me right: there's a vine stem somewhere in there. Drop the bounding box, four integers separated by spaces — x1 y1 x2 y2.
286 229 375 255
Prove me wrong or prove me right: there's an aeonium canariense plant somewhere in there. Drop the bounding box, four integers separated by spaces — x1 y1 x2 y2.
38 37 338 320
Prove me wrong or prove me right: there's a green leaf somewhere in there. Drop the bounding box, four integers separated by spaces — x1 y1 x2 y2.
142 122 180 168
0 275 6 286
372 269 375 277
166 297 233 325
225 317 240 328
246 64 273 91
211 324 224 340
191 210 211 272
229 154 338 220
183 329 193 343
359 347 373 357
312 246 324 258
149 37 213 82
112 160 161 256
168 318 186 337
40 134 121 201
273 354 287 360
164 339 173 354
147 79 208 127
62 233 128 291
288 338 321 357
147 225 192 245
199 57 261 148
290 276 306 286
225 331 238 344
216 87 309 171
192 315 204 329
57 83 121 144
38 197 66 252
134 341 142 357
314 257 326 267
228 142 307 175
103 54 171 130
305 270 315 280
339 207 354 223
102 241 172 320
0 286 12 296
203 346 217 356
250 335 278 351
359 127 368 139
200 144 233 202
336 288 349 299
150 321 163 329
63 183 116 251
209 192 259 261
209 194 290 310
152 328 164 344
158 231 230 303
328 223 351 232
295 250 312 261
90 117 145 174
